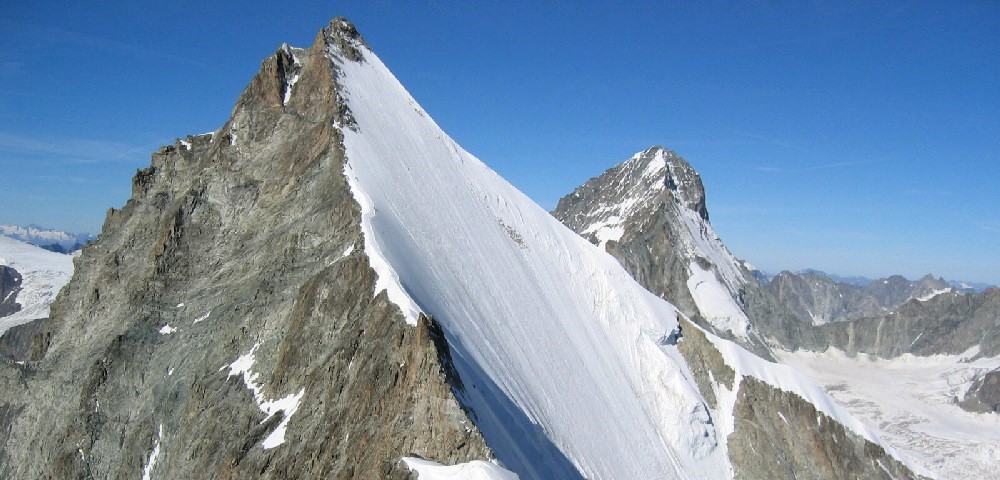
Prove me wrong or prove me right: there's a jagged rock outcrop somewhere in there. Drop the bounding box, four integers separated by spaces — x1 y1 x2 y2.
0 18 488 479
0 265 21 318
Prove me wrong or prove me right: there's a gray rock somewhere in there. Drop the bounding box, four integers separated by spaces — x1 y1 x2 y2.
0 317 45 362
0 265 21 318
728 376 918 480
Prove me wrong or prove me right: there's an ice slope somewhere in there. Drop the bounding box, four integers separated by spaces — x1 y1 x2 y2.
777 347 1000 479
329 36 914 479
0 235 74 334
333 41 727 479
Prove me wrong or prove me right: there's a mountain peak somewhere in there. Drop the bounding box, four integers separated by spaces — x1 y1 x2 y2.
634 146 709 221
321 17 368 62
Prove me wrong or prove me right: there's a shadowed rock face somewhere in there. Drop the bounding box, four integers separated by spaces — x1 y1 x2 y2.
0 18 488 479
0 265 21 318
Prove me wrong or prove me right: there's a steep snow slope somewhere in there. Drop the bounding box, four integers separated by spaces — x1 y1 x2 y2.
0 235 74 334
329 32 916 479
777 347 1000 479
336 43 723 479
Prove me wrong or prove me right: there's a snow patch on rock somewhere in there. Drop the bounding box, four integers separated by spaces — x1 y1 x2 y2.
221 343 306 449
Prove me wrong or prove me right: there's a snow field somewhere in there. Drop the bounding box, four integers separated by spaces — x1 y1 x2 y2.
0 236 74 335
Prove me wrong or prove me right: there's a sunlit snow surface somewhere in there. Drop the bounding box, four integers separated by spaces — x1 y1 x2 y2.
329 39 914 479
777 347 1000 479
0 236 74 335
334 42 725 479
403 457 520 480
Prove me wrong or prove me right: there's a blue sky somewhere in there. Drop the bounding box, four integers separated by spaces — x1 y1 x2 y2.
1 2 997 284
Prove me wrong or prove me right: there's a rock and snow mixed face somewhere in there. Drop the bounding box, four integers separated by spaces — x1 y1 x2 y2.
0 235 74 334
553 146 753 340
326 21 919 479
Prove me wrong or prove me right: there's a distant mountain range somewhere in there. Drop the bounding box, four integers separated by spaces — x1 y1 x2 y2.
0 224 95 253
752 267 995 294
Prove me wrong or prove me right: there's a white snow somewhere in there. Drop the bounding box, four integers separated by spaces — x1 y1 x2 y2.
403 457 519 480
140 424 163 480
281 44 302 105
192 311 210 324
776 347 1000 479
916 288 952 302
158 324 177 335
0 236 74 335
179 139 191 150
221 343 305 450
686 262 749 338
341 244 354 257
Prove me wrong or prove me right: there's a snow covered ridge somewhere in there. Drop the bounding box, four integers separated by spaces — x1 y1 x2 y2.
324 33 918 479
0 235 74 335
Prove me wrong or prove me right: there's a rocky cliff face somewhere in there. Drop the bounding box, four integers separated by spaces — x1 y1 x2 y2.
0 265 21 318
0 19 488 479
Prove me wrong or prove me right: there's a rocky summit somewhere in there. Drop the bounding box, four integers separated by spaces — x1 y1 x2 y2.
1 17 928 480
